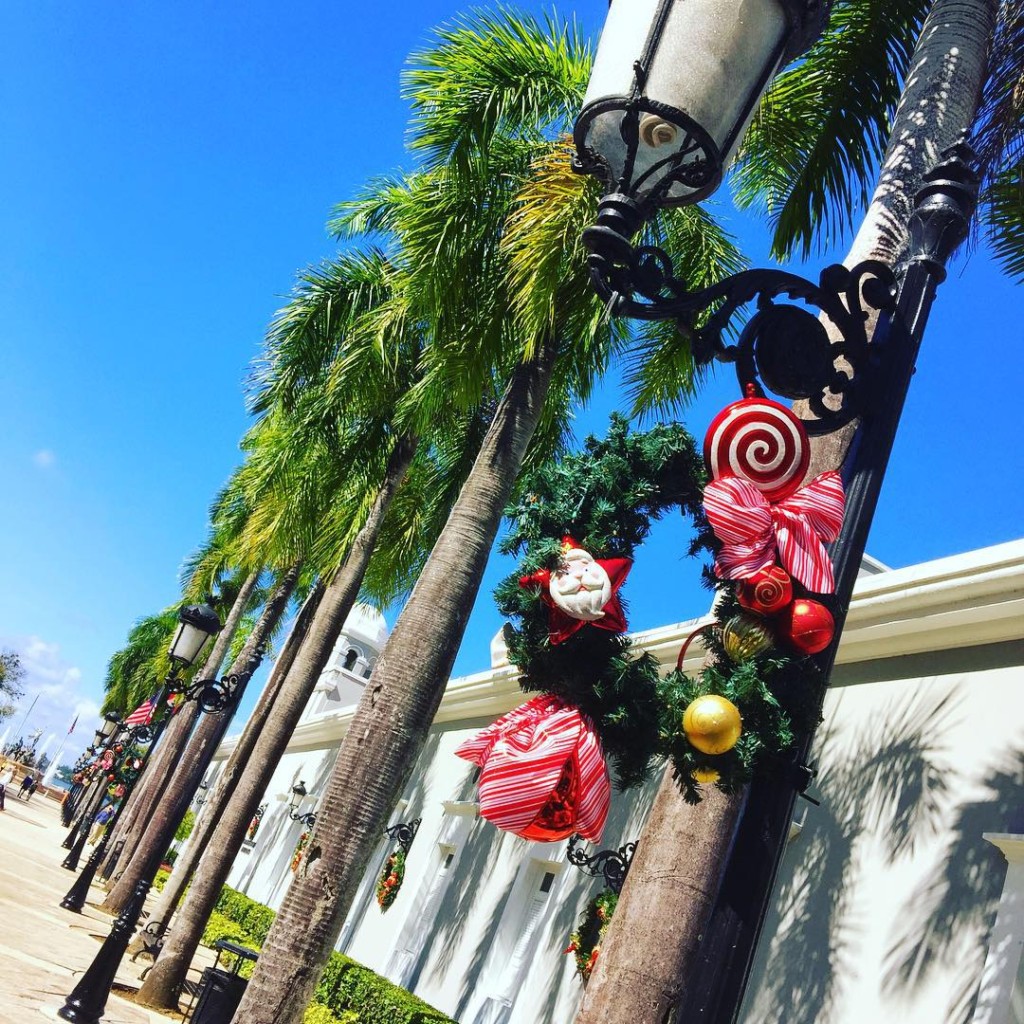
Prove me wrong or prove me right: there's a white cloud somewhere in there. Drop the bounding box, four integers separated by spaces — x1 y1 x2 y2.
0 635 99 765
32 449 56 469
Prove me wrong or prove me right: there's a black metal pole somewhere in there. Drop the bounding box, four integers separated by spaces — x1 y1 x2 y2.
55 663 252 1023
62 776 110 870
676 142 980 1022
57 843 168 1024
60 722 167 913
61 783 83 826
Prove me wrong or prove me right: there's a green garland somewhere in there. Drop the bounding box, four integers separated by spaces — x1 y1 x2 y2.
496 415 824 804
376 847 406 912
564 889 617 981
496 415 706 790
656 525 824 802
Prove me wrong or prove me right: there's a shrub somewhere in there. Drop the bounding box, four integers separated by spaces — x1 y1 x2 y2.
304 1005 357 1024
153 869 170 892
200 910 251 954
314 953 454 1024
175 809 196 842
244 903 276 945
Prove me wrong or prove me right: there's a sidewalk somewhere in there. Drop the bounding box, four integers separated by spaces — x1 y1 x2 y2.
0 793 182 1024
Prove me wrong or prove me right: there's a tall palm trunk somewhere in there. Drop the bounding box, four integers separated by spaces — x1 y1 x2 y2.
102 571 261 880
102 565 299 915
229 346 556 1024
139 580 325 938
577 4 996 1022
138 434 420 1011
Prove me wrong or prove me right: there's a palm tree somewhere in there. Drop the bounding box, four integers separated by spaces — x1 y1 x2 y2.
577 1 1023 1021
227 12 742 1024
137 242 436 1008
101 572 260 880
102 563 295 914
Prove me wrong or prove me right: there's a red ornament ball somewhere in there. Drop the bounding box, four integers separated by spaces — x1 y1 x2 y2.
736 566 793 616
779 599 834 654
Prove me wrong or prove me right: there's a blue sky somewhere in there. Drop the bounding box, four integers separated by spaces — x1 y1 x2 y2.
1 2 1021 763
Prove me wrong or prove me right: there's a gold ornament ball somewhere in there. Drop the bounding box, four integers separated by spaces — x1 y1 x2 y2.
692 766 720 784
682 695 743 755
721 613 774 662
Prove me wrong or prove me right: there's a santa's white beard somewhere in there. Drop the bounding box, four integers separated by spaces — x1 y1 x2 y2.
550 551 612 621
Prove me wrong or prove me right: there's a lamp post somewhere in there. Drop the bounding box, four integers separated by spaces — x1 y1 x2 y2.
56 600 224 1024
572 3 980 1020
287 781 318 829
61 715 124 868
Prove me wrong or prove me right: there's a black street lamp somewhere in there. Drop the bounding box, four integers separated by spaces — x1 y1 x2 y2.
574 1 896 437
287 781 318 829
56 601 226 1024
572 3 980 1018
574 0 829 208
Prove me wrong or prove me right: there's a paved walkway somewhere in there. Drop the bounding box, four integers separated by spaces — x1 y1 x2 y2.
0 793 184 1024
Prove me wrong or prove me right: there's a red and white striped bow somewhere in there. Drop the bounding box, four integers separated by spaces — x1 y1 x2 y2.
703 471 845 594
455 694 610 842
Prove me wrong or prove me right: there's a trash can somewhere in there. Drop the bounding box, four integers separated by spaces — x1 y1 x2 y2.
189 966 248 1024
185 940 258 1024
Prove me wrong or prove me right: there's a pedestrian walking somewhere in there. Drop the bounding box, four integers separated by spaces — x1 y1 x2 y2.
23 774 40 801
18 773 33 799
88 803 114 845
0 766 12 811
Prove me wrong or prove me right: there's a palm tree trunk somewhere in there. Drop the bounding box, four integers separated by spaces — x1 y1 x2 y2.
139 580 325 937
229 346 557 1024
577 5 996 1022
102 565 298 915
102 572 261 881
137 434 420 1011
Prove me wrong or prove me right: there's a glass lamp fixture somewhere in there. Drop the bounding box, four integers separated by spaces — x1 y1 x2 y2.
168 601 222 667
574 0 831 209
289 781 308 813
94 713 119 746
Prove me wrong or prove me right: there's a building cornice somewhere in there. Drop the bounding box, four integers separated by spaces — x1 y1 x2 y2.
217 540 1024 759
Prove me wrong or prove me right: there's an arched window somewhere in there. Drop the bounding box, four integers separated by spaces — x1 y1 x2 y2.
342 648 359 672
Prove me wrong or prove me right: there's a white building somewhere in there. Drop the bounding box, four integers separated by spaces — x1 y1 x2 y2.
209 541 1024 1024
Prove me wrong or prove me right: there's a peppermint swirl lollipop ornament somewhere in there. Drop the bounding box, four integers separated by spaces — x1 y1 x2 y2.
703 385 810 502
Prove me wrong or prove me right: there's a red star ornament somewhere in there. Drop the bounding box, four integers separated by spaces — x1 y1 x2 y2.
520 540 632 645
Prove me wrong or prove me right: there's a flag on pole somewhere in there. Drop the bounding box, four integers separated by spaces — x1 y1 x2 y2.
67 715 78 735
124 691 158 727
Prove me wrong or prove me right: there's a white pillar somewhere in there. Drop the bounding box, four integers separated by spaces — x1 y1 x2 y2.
972 834 1024 1024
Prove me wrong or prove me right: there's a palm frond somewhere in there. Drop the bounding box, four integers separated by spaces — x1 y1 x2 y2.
403 7 591 170
733 0 929 258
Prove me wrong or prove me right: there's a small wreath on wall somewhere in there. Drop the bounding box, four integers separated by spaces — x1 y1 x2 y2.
291 829 309 873
376 847 406 912
563 888 618 982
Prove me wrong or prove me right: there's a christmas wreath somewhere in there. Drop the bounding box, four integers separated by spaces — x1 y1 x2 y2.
376 847 406 911
564 888 617 981
459 405 842 830
291 830 309 873
493 415 707 790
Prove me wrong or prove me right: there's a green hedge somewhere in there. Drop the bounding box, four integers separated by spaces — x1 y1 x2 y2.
201 885 454 1024
303 1005 357 1024
316 952 455 1024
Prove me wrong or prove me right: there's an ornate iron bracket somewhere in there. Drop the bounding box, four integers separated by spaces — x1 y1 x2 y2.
566 833 638 895
582 194 898 434
178 671 243 714
384 818 421 855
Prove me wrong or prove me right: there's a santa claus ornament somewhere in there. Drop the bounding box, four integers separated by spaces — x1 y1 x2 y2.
520 538 631 645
